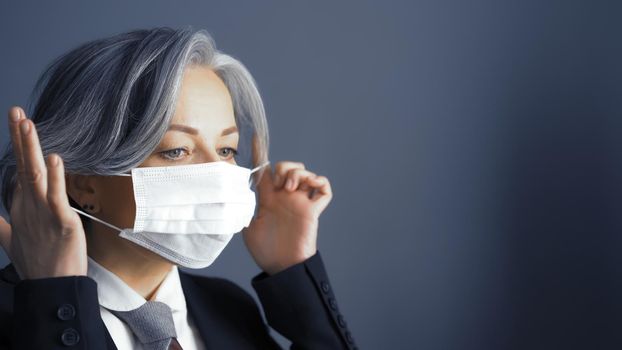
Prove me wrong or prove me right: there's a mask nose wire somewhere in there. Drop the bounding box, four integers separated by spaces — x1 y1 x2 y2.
69 207 123 232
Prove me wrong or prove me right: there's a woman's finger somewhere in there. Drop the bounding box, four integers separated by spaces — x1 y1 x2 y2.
8 107 27 190
309 175 332 197
19 119 48 200
0 216 12 258
274 161 305 188
10 180 23 213
299 181 311 192
46 154 72 222
297 175 332 200
283 168 317 192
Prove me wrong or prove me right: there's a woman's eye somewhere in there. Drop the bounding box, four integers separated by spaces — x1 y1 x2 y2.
218 147 239 159
159 147 189 161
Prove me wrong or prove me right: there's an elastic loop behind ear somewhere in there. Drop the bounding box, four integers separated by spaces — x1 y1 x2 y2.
70 207 123 232
251 161 270 174
249 161 270 187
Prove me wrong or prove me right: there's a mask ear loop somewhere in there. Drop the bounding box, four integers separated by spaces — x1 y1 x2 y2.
249 161 271 187
70 207 124 232
68 171 130 232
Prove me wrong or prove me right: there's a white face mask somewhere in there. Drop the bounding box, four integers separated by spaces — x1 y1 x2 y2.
71 160 270 269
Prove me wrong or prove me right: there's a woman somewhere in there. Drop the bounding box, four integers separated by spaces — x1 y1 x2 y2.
0 27 356 349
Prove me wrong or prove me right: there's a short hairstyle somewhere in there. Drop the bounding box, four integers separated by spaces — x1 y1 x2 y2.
0 26 270 221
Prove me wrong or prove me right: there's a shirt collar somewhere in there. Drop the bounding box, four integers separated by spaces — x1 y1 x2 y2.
87 256 187 313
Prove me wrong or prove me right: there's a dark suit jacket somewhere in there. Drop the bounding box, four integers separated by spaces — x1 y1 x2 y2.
0 251 357 349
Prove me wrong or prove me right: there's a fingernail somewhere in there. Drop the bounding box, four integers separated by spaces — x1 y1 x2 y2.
286 178 293 190
20 120 30 134
10 108 21 122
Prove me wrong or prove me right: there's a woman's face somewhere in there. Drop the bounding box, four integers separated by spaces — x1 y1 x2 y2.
72 66 238 235
144 65 239 168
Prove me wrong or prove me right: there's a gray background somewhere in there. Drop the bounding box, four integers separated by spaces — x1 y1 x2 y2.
1 1 621 349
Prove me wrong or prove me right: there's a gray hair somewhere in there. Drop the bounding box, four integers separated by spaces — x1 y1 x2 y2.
0 26 270 218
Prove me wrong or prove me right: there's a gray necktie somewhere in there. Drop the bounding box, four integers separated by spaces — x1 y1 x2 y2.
109 301 183 350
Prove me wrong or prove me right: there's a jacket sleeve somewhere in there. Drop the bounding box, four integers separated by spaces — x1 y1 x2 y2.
11 276 110 350
251 251 357 350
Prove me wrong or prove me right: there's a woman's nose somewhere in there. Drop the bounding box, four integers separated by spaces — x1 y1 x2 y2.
198 150 221 163
194 145 224 164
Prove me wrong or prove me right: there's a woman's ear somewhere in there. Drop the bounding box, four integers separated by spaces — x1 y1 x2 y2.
65 174 101 213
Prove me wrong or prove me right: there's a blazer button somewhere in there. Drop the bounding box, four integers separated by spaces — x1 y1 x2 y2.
337 314 347 328
61 328 80 346
328 297 338 311
57 303 76 321
345 330 355 344
320 281 330 294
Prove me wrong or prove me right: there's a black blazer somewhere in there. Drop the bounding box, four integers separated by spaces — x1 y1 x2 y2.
0 251 357 349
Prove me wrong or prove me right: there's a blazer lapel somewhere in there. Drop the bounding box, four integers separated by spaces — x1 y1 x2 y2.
179 271 236 350
103 325 118 349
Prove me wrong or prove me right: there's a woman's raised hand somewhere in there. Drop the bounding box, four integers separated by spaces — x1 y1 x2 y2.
242 137 334 275
0 107 87 279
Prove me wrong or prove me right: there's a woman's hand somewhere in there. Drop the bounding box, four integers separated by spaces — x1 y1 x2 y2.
0 106 87 280
242 148 333 275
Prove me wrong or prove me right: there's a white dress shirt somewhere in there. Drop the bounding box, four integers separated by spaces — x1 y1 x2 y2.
87 256 206 350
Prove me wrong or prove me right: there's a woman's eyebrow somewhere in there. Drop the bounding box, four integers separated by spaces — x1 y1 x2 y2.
221 126 238 136
168 124 199 135
167 124 238 136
